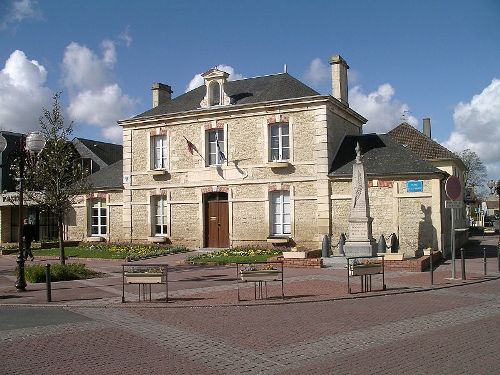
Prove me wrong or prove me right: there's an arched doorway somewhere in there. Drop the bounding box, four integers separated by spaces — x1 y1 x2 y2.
204 192 229 248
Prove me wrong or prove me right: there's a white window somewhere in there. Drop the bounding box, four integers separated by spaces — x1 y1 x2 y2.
269 123 289 161
151 135 168 170
90 199 107 236
209 81 221 106
206 129 226 166
154 196 168 236
270 191 291 235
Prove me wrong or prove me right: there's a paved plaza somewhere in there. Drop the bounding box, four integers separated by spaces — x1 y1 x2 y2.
0 235 499 374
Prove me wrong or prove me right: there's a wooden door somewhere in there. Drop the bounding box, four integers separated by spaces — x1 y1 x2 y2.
206 199 229 248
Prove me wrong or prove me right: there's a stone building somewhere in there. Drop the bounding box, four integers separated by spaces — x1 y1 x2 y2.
0 133 122 243
114 56 364 250
63 55 463 258
388 121 468 254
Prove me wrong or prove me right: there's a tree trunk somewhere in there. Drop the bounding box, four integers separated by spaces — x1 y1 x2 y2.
58 215 65 265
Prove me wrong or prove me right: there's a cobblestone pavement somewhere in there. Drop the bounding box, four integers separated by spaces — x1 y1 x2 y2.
0 235 499 373
0 278 499 374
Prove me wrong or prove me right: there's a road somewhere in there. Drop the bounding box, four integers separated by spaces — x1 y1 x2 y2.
1 277 499 375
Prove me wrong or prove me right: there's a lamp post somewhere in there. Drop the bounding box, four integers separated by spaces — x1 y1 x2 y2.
487 179 500 243
0 131 46 291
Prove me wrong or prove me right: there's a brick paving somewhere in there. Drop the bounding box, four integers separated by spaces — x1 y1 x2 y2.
0 234 499 373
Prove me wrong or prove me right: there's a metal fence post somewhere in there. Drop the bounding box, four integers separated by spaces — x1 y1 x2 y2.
497 244 500 272
45 264 51 303
483 247 487 276
429 250 433 285
460 248 466 281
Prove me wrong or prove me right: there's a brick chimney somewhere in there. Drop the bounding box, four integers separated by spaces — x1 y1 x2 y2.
152 83 173 107
329 55 349 106
423 118 431 138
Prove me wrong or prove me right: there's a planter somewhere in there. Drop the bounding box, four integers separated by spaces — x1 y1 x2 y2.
266 237 289 244
240 270 280 282
349 264 382 276
283 251 307 259
378 252 404 261
125 272 164 284
147 236 168 243
423 249 433 256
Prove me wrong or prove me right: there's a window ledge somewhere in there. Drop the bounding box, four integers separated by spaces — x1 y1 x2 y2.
148 236 168 243
267 161 290 168
86 236 105 242
148 170 168 176
267 236 290 244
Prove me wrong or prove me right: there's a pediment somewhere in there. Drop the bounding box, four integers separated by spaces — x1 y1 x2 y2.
201 68 230 80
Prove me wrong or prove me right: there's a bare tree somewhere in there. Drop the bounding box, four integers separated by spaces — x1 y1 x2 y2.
458 149 487 194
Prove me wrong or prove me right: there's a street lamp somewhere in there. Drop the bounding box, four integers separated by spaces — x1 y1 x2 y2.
0 131 46 291
487 179 500 242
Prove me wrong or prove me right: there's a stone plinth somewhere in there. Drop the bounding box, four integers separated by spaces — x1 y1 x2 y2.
343 241 377 257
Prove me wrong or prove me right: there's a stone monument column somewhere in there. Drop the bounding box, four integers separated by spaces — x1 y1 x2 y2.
343 142 377 257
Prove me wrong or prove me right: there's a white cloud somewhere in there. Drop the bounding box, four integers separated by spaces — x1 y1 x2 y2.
185 65 244 92
101 39 117 67
62 42 112 91
68 84 135 130
101 125 123 143
349 83 418 133
62 41 137 141
304 58 330 85
118 26 132 47
0 50 51 133
0 0 41 30
444 79 500 178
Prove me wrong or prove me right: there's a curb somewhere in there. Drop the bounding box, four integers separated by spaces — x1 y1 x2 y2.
1 274 498 310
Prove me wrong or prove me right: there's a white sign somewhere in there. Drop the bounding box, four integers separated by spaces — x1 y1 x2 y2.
123 175 131 184
445 200 463 209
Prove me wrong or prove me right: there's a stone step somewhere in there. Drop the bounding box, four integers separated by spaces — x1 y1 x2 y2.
321 256 348 269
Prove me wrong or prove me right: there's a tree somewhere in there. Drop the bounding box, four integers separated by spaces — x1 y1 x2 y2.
23 93 90 264
457 148 487 193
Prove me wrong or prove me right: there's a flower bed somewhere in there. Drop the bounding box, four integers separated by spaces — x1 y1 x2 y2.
187 246 286 265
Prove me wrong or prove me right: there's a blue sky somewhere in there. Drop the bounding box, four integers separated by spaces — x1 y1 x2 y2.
1 0 499 179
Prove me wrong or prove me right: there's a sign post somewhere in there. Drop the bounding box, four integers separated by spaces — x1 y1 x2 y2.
445 176 462 279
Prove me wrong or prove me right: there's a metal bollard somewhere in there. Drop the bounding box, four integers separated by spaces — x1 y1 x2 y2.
429 249 433 285
483 247 487 276
45 264 51 302
460 248 466 280
321 234 330 258
498 245 500 272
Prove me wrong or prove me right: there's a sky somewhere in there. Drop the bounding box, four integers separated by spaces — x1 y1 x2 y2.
0 0 499 181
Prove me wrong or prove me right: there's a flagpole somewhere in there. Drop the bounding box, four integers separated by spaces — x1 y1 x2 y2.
183 136 206 162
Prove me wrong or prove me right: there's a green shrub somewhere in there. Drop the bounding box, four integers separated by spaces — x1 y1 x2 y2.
24 263 99 283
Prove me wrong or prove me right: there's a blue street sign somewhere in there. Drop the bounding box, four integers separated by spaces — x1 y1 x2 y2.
407 180 423 193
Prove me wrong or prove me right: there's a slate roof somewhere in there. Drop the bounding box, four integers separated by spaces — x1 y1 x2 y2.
74 138 123 166
84 160 123 189
134 73 320 119
329 134 443 177
388 123 460 161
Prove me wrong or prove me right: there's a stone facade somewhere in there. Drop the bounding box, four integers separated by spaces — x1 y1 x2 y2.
117 92 364 250
331 178 443 257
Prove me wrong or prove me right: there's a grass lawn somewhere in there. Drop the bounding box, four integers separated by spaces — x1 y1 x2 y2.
32 244 190 261
33 246 127 259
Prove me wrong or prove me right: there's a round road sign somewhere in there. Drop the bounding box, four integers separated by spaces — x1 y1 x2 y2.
445 176 461 200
